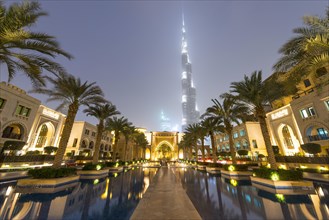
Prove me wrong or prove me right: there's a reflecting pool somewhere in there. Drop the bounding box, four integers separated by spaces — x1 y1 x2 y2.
0 167 158 220
175 168 329 220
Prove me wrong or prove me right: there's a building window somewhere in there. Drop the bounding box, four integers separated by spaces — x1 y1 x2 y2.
324 100 329 111
15 105 31 117
0 98 6 109
233 132 239 139
73 138 78 147
91 132 96 137
303 79 311 88
300 106 316 118
252 140 258 148
85 129 90 135
239 130 245 137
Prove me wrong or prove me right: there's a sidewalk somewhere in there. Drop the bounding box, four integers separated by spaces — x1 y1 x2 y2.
130 167 201 220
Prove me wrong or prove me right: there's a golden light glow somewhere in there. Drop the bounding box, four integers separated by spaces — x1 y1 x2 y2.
300 165 307 169
275 194 285 203
228 165 235 172
114 173 118 178
279 164 287 170
319 166 328 171
271 172 280 181
101 179 110 199
93 179 99 185
145 149 151 159
230 179 238 187
96 165 102 170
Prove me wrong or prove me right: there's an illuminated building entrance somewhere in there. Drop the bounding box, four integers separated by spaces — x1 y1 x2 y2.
148 131 183 161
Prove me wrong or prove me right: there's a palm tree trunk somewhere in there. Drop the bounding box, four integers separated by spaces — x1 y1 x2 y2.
53 104 78 168
228 130 236 165
201 139 205 162
210 132 217 163
258 114 277 169
113 131 119 161
123 139 128 161
93 121 104 164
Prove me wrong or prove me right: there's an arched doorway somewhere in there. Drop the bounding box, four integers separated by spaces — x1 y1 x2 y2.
155 141 174 160
2 123 24 140
278 124 300 155
34 122 55 148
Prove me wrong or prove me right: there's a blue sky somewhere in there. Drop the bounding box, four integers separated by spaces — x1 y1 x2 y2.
2 0 328 131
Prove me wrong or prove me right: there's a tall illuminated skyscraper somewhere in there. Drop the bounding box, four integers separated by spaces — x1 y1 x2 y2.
181 15 200 131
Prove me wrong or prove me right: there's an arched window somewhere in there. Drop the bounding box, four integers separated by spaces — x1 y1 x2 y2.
36 124 48 148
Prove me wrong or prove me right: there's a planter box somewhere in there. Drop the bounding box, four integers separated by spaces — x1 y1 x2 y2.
77 169 109 179
16 175 80 194
206 167 222 174
302 172 329 183
0 171 28 182
221 170 252 180
107 166 124 173
250 176 315 195
197 165 206 171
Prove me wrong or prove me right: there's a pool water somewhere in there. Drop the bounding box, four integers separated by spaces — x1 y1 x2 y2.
174 168 329 220
0 167 328 220
0 167 157 220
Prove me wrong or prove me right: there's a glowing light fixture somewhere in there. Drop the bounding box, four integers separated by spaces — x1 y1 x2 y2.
230 179 238 187
96 165 102 170
93 179 99 185
271 172 280 181
228 165 235 172
275 194 285 203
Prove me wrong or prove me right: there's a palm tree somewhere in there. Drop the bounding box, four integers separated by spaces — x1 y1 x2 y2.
185 123 207 162
204 96 248 165
230 71 278 168
200 117 224 163
0 1 72 87
133 131 148 160
84 103 120 164
106 116 130 161
273 7 329 82
122 124 135 161
31 73 105 167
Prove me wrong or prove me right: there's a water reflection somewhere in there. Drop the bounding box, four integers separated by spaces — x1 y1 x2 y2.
0 168 158 220
175 168 329 220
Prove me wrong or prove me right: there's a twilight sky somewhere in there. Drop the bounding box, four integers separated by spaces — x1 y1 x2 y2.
2 0 328 132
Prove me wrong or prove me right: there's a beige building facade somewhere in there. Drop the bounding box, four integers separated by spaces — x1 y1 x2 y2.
66 121 113 157
0 82 41 152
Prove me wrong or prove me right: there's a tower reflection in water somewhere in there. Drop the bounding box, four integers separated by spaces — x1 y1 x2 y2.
176 168 329 220
0 167 157 220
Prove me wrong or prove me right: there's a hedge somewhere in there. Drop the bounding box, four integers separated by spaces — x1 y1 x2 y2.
223 164 249 171
207 163 223 168
82 163 105 170
28 167 77 178
253 167 303 181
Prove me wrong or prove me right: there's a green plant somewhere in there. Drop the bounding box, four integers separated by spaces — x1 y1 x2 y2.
237 149 249 156
258 154 265 159
301 143 321 155
82 163 105 170
296 168 329 174
207 163 223 168
28 167 77 178
223 164 249 171
105 161 120 167
253 167 303 181
197 161 208 166
26 150 40 155
44 146 58 155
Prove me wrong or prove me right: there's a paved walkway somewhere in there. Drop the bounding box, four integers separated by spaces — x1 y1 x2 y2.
130 167 201 220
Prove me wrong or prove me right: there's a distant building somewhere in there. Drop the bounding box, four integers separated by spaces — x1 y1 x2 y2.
181 16 200 131
160 111 171 131
66 121 112 157
215 122 268 157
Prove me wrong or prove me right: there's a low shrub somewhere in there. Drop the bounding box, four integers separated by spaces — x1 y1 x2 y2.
223 164 249 171
105 161 120 167
82 163 105 170
207 163 223 168
197 162 208 166
253 167 303 181
28 167 77 178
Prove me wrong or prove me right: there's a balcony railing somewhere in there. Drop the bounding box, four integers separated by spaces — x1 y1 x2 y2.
308 135 329 142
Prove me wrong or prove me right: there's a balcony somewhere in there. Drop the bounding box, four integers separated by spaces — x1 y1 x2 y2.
308 134 329 142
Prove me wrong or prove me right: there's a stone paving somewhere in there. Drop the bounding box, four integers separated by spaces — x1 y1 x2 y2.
130 166 201 220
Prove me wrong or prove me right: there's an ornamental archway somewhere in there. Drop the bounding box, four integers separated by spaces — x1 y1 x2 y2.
149 131 181 161
155 141 174 160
